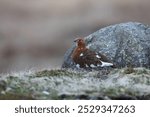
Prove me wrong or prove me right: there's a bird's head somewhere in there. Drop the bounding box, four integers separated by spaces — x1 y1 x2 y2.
74 38 86 48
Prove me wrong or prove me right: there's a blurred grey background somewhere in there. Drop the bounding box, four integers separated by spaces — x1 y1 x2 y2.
0 0 150 73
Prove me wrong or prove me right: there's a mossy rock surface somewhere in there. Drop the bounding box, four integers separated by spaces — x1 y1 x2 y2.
0 68 150 100
34 69 82 78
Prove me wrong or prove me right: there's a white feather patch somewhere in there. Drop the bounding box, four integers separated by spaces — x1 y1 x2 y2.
86 64 88 67
101 61 113 67
80 53 83 57
96 55 101 58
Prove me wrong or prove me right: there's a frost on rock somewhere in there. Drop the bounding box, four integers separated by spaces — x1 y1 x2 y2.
0 68 150 99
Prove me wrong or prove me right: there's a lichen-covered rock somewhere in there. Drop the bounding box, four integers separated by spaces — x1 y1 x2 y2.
62 22 150 69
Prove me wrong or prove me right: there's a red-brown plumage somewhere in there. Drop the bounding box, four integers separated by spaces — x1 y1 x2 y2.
72 38 114 69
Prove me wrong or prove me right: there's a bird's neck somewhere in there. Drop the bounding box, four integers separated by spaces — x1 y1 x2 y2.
77 43 86 49
72 45 87 58
77 45 86 51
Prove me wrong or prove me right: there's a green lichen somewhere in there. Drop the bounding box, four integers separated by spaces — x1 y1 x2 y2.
123 67 135 74
0 92 34 100
133 68 150 75
34 69 83 78
0 80 7 91
7 76 18 79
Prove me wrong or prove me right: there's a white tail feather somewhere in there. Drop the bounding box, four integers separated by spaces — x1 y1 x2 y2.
101 61 113 67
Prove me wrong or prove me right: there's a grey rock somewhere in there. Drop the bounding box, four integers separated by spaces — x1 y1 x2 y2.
62 22 150 69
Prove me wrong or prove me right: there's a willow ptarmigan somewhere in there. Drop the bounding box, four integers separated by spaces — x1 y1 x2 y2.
72 38 114 69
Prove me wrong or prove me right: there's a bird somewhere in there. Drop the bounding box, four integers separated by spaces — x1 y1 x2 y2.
71 37 114 69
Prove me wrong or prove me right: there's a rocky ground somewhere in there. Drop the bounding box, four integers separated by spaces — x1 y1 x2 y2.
0 67 150 100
